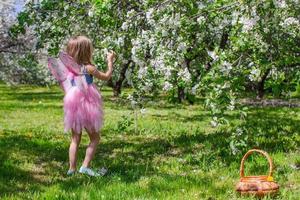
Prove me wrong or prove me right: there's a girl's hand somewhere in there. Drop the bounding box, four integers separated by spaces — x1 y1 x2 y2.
107 50 116 63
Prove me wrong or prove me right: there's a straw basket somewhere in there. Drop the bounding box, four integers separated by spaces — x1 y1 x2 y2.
236 149 279 197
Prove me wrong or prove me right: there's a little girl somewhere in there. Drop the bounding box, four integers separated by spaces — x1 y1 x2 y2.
63 35 115 176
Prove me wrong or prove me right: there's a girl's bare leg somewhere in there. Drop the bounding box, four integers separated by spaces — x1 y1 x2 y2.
69 129 82 171
82 129 100 168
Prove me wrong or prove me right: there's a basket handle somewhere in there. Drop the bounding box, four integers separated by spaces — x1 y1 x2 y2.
240 149 273 180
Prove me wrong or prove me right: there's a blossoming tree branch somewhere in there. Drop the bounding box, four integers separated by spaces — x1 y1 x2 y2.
6 0 300 125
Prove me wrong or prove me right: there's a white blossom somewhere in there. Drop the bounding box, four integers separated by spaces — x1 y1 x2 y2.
239 16 259 32
138 67 147 79
227 99 235 111
88 9 94 17
231 11 240 25
178 68 191 82
191 84 199 95
220 61 232 75
117 37 124 46
197 2 206 9
121 22 129 30
162 30 168 37
131 100 137 108
249 68 261 82
177 42 187 52
126 9 135 18
207 50 218 61
143 82 152 92
280 17 300 27
210 117 218 127
197 16 205 24
274 0 287 8
163 81 173 91
146 8 154 20
165 68 172 78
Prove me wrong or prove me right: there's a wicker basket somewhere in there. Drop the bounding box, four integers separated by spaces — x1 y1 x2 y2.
236 149 279 197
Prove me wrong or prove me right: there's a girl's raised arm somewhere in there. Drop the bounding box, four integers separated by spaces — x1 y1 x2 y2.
86 51 116 81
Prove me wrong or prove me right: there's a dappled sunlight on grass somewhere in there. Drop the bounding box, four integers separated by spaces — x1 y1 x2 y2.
0 84 299 199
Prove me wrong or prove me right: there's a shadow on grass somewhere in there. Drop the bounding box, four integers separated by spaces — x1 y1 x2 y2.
0 129 230 197
150 112 209 123
103 98 185 111
241 108 300 151
59 171 228 198
0 103 63 111
3 92 64 102
1 84 193 111
97 107 300 180
0 104 299 198
0 153 47 196
0 133 68 198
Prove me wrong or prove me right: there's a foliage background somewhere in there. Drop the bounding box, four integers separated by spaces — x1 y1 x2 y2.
0 1 299 198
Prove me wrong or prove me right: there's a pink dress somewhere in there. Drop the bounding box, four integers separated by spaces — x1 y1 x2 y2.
63 66 103 134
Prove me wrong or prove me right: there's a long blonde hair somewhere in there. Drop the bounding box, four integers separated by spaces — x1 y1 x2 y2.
66 35 93 65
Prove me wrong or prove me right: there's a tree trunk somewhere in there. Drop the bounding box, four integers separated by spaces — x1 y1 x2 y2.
177 86 185 103
113 81 122 97
257 69 271 99
107 79 114 87
220 26 231 50
257 83 265 99
111 61 131 97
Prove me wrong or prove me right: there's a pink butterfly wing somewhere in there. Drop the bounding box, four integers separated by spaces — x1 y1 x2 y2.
47 57 68 82
48 53 88 94
59 51 81 75
48 57 72 92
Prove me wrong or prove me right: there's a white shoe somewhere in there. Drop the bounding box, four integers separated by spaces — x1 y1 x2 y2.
79 166 100 177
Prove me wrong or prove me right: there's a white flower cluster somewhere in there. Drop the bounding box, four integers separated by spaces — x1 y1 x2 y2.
131 38 145 67
127 94 138 108
249 68 261 82
126 9 136 18
227 99 235 111
138 67 148 79
207 50 218 61
274 0 288 8
178 68 191 82
239 16 259 32
163 81 173 91
210 116 218 127
220 61 232 75
146 8 155 25
191 84 200 95
121 21 129 31
177 42 187 52
280 17 300 28
142 81 153 93
197 16 205 24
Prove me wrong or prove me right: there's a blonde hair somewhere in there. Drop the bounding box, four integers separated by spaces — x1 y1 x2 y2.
66 35 93 65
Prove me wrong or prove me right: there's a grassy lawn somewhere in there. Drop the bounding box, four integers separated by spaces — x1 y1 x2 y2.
0 84 299 199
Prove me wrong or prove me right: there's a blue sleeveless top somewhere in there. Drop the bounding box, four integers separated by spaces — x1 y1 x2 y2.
70 65 93 86
83 66 94 84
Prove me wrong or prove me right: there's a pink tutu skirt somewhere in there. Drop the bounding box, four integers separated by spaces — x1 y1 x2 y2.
63 84 103 134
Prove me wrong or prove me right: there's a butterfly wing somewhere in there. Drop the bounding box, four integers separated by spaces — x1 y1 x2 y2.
59 51 89 92
48 52 88 94
59 51 81 75
47 57 72 92
48 57 68 82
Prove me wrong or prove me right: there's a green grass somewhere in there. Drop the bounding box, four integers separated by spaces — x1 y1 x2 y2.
0 84 299 200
